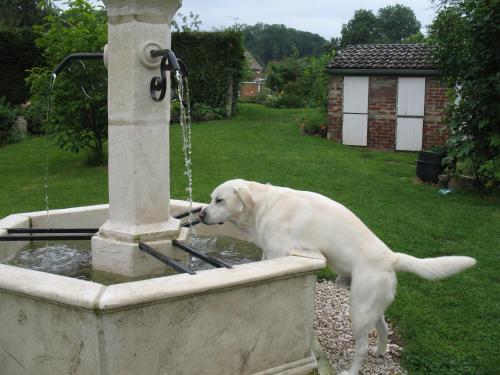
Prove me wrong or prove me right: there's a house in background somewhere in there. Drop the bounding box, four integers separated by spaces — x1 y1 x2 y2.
240 50 265 97
325 44 448 151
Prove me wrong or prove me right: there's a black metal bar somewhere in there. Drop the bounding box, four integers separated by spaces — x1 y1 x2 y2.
180 218 201 228
172 240 232 269
53 53 104 75
0 235 93 241
174 206 202 220
7 228 98 234
138 242 195 275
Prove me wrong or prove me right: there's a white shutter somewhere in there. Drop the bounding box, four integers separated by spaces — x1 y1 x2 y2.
397 77 426 116
343 77 368 146
396 118 423 151
343 77 369 114
343 114 368 146
396 77 425 150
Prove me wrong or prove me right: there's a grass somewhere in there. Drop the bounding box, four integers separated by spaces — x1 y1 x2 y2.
1 103 499 374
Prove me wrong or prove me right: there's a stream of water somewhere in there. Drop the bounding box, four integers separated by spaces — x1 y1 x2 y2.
176 71 196 237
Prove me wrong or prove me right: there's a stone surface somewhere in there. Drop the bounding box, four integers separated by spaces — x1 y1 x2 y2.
0 214 30 262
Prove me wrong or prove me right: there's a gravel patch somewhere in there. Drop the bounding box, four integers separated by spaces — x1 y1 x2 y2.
314 280 406 375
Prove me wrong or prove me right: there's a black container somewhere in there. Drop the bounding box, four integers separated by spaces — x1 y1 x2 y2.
416 151 446 183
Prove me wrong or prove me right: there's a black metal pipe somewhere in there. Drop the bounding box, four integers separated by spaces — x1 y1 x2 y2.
172 240 232 269
180 218 201 228
0 235 93 241
174 206 202 219
138 242 195 275
7 228 98 234
52 53 104 75
150 49 181 72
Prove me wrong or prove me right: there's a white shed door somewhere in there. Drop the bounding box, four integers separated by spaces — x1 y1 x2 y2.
343 77 368 146
396 77 425 150
396 118 423 151
343 114 368 146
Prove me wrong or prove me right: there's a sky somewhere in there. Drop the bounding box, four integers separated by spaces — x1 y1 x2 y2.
56 0 438 40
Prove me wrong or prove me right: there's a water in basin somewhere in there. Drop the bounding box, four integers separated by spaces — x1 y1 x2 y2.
3 237 262 285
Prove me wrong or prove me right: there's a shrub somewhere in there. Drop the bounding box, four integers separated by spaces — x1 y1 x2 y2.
0 97 20 145
429 0 500 191
300 111 328 137
265 52 333 109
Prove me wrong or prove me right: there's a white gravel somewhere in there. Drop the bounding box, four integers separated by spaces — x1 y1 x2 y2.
314 280 407 375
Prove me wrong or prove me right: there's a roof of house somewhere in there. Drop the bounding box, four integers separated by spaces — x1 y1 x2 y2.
244 50 263 71
326 44 438 76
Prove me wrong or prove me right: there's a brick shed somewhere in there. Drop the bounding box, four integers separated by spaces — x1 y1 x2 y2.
325 44 449 151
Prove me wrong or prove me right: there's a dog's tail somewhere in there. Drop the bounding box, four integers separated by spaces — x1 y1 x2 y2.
393 253 476 280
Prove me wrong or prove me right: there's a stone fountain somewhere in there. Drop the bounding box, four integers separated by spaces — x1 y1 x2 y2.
0 1 326 374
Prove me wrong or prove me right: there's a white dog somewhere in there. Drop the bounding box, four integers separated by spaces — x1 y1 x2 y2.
199 179 476 375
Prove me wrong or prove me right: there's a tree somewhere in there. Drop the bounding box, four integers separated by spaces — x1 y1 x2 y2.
377 4 421 43
242 23 331 65
340 4 422 46
27 0 108 165
0 0 56 28
340 9 379 47
429 0 500 190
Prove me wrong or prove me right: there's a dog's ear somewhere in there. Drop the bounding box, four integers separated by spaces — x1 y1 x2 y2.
234 186 255 209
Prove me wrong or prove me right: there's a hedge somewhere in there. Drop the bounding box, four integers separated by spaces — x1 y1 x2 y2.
0 27 41 105
172 30 245 117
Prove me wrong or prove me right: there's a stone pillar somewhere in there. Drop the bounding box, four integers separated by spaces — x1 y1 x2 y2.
92 0 183 276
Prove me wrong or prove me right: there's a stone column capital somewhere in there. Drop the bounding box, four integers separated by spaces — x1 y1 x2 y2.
104 0 181 21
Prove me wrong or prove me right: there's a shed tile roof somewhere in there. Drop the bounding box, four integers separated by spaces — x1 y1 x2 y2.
327 44 435 71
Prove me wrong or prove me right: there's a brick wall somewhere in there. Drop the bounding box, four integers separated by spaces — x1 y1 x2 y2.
240 82 260 97
423 78 449 149
326 76 342 141
367 76 397 149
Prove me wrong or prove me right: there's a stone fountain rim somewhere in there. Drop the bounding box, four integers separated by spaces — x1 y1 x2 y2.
0 203 326 313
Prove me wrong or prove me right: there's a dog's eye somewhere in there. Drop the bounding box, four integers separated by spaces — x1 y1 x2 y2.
215 198 224 204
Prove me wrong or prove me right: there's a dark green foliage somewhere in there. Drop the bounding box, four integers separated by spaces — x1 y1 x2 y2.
26 0 108 164
429 0 500 190
340 4 422 46
242 23 331 66
265 53 332 109
0 97 20 145
0 0 55 28
340 9 379 47
0 27 41 104
376 4 421 43
175 30 244 108
172 30 246 117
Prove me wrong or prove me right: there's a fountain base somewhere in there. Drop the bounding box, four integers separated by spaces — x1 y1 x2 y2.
0 202 326 375
92 216 186 276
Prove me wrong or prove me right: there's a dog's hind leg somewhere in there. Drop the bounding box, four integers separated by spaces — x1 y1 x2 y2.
375 315 388 356
339 270 396 375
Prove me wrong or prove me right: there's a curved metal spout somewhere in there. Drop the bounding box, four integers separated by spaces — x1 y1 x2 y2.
52 53 104 75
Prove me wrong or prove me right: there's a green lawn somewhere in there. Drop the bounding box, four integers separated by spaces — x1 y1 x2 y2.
1 103 499 374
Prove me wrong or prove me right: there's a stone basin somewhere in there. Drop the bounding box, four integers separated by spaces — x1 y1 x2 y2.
0 201 325 375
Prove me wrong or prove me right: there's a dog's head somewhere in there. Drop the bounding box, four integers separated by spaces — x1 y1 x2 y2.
200 179 255 225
